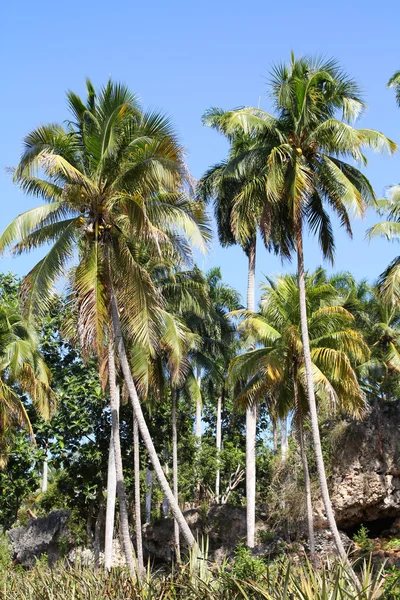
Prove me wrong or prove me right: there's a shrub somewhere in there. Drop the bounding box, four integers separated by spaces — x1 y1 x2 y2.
231 542 266 581
353 524 375 552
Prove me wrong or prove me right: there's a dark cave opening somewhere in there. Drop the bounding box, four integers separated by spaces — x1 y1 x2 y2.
342 516 398 539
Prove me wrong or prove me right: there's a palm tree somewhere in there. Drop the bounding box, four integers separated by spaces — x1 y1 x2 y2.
228 271 369 555
0 79 210 557
216 53 395 558
0 302 55 466
199 114 290 548
193 268 241 502
367 188 400 304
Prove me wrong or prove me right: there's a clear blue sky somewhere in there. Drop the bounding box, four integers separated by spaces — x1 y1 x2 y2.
1 0 400 304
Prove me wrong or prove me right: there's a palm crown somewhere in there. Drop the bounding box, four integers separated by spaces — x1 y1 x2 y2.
228 271 369 418
0 79 210 356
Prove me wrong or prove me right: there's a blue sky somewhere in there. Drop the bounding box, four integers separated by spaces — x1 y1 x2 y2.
1 0 400 304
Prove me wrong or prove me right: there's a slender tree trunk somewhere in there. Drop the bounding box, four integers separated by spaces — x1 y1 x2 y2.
108 342 136 575
104 425 117 570
172 389 181 561
41 445 48 493
145 467 153 523
295 224 346 560
215 395 222 503
246 237 257 548
195 367 202 440
133 415 144 575
162 464 169 517
280 416 288 464
109 286 196 549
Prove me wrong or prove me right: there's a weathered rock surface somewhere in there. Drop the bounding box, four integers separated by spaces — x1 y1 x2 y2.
326 400 400 528
67 539 126 568
143 504 270 562
8 509 69 567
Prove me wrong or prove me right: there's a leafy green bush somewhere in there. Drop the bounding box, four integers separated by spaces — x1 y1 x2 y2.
353 525 375 552
385 538 400 551
231 542 266 581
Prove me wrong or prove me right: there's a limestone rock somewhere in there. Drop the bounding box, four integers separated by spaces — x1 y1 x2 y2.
8 509 69 567
327 400 400 528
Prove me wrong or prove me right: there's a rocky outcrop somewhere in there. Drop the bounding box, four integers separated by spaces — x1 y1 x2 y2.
8 509 69 567
326 400 400 529
143 504 270 562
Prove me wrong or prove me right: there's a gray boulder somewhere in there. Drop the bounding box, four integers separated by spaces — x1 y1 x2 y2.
8 509 69 567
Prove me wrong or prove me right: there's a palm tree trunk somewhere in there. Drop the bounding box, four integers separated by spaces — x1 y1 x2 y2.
195 367 202 439
133 415 144 575
104 426 117 570
246 237 257 548
162 464 169 517
293 376 315 558
295 224 346 560
172 389 181 561
215 395 222 503
108 342 136 574
145 467 152 523
41 445 48 493
280 416 288 463
109 286 196 549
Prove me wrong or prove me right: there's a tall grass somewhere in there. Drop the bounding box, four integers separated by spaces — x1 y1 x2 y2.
0 554 391 600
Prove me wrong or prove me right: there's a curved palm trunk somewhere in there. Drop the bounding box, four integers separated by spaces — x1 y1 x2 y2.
172 389 181 561
215 395 222 503
246 238 257 548
109 286 196 549
295 225 346 560
108 342 136 574
293 379 315 557
104 426 117 570
133 415 144 575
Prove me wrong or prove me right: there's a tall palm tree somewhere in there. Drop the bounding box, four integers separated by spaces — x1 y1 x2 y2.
216 54 395 558
199 114 290 548
0 79 210 555
228 271 369 555
0 302 55 466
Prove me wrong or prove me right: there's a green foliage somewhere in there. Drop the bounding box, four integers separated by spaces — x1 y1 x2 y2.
0 533 11 571
385 538 400 550
353 525 375 552
0 556 386 599
231 542 267 581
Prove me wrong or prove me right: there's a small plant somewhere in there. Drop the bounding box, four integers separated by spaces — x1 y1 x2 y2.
258 529 275 544
354 524 375 552
231 542 267 582
385 538 400 551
